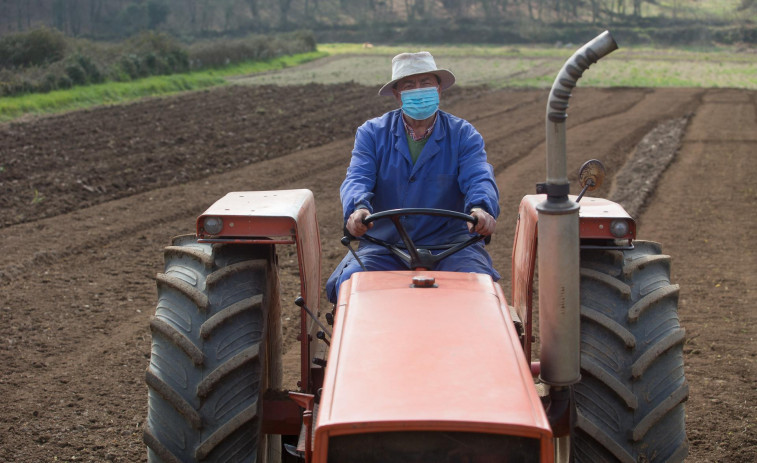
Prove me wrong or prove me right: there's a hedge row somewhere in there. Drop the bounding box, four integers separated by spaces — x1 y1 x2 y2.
0 28 317 97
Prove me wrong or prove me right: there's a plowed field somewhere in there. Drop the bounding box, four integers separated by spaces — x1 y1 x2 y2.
0 82 755 462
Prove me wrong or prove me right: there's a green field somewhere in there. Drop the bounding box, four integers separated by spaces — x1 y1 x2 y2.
0 51 326 122
235 43 757 90
2 43 755 122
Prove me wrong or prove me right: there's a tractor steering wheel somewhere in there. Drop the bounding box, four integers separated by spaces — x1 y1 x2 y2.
354 208 487 271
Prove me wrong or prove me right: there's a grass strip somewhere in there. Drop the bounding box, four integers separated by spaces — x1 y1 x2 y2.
314 44 756 90
0 51 326 122
318 42 754 61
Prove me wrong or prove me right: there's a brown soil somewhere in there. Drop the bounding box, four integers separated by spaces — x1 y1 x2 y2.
0 83 754 462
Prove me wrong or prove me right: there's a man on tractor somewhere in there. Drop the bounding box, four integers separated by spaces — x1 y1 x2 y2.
326 51 500 303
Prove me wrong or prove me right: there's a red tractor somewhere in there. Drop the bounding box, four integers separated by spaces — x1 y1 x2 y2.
144 31 688 462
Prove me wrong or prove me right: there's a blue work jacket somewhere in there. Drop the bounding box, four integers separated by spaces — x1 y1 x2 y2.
341 109 499 249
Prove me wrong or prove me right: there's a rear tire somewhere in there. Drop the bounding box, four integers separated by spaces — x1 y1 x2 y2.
144 235 283 463
575 241 688 463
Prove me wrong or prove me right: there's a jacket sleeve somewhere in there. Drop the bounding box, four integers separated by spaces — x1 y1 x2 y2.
340 121 378 223
456 121 500 218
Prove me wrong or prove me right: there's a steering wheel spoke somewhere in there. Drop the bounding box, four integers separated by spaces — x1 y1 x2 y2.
361 234 412 263
359 208 487 270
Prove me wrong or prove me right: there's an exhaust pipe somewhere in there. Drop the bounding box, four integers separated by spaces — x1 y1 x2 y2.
545 30 619 189
538 31 618 388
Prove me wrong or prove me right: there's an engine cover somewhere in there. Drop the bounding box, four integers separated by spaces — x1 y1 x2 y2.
313 270 553 461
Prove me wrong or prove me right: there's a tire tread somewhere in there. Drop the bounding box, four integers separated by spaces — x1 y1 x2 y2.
575 240 688 462
145 239 279 463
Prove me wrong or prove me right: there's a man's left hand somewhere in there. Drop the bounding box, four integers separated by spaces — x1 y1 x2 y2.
468 208 496 236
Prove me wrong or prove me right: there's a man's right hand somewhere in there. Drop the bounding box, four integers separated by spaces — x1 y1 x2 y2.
468 208 496 236
346 208 373 237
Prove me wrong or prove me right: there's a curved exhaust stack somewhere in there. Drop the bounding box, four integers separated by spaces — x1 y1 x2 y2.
545 30 619 190
538 31 618 389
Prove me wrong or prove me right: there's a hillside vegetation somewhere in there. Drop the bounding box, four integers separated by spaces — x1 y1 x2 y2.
1 0 755 45
0 28 317 97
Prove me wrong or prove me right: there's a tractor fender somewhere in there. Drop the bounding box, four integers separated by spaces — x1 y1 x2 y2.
196 189 322 392
512 194 636 363
195 189 320 311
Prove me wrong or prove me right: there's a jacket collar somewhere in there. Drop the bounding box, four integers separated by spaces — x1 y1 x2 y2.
392 110 446 173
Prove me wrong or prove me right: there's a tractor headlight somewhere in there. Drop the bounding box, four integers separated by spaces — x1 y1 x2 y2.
610 219 630 238
203 217 223 235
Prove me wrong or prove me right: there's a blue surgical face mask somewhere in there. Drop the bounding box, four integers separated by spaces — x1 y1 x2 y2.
400 87 439 121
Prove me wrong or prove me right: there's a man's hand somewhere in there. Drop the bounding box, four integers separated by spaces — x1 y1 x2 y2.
346 208 373 237
468 208 496 236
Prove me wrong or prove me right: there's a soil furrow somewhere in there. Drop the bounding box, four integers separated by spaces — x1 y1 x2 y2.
0 86 754 462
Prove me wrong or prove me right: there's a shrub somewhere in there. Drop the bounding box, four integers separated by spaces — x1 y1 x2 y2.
117 54 140 79
0 30 316 97
42 73 59 92
123 31 189 75
0 27 67 69
57 75 73 89
166 50 189 72
65 62 87 86
144 52 158 73
127 31 182 56
75 54 103 83
0 69 16 96
61 54 103 87
187 31 316 70
282 30 318 52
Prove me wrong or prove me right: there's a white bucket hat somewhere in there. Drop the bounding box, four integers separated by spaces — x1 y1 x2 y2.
378 51 456 96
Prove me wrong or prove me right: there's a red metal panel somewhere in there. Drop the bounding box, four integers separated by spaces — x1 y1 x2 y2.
314 271 552 461
511 194 637 364
512 195 636 242
262 398 304 435
577 196 636 241
512 195 540 363
197 190 309 239
196 190 322 392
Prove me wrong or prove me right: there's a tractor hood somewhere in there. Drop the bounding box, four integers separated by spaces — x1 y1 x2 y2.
314 271 552 460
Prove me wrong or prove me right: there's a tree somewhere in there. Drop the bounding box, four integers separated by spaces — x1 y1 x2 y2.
279 0 293 28
404 0 430 21
479 0 502 20
413 0 426 19
118 2 148 36
441 0 470 18
15 0 29 32
616 0 626 16
589 0 601 23
68 0 83 36
633 0 642 17
248 0 260 18
52 0 67 33
89 0 104 33
147 0 169 29
198 0 214 32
